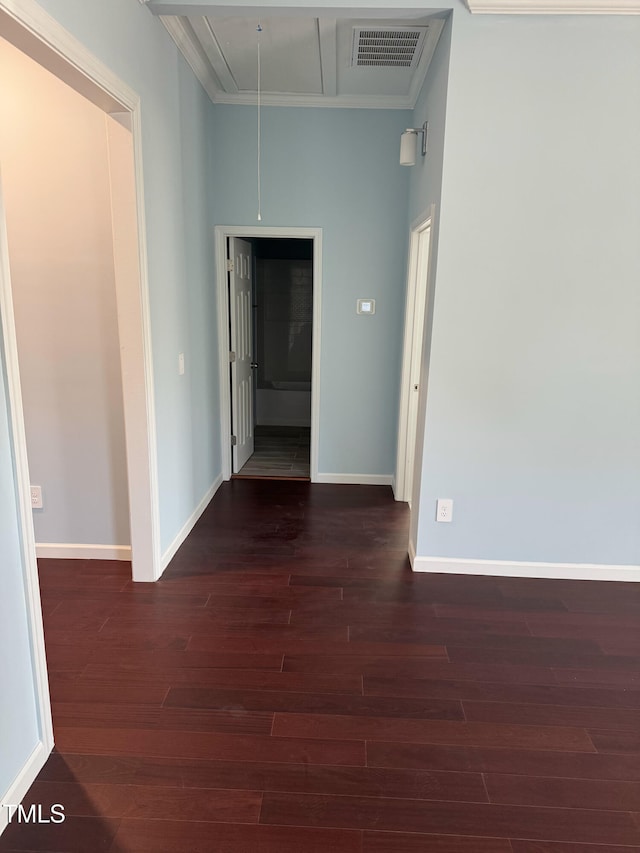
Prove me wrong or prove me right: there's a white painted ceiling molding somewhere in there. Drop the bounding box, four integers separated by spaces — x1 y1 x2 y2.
159 16 222 102
466 0 640 12
212 91 415 108
158 13 444 109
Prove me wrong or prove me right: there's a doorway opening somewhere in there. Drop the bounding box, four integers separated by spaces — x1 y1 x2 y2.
0 2 161 584
0 0 161 827
395 210 434 507
233 237 313 480
214 226 322 484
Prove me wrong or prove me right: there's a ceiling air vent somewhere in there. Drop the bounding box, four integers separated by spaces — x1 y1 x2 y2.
351 26 428 69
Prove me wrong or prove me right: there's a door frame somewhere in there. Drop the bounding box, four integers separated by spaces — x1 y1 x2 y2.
0 170 54 828
214 225 322 482
228 236 255 473
395 207 435 504
0 0 162 581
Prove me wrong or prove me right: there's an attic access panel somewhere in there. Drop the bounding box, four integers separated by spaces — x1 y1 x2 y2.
206 16 323 94
351 26 428 69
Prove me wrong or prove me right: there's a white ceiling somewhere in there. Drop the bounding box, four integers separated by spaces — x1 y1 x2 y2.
160 13 446 109
152 0 638 108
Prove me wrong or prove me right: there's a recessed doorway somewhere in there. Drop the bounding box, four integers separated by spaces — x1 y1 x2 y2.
214 226 322 484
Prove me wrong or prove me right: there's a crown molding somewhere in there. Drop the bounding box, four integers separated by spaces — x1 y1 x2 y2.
159 15 222 102
211 91 413 109
159 14 416 109
466 0 640 12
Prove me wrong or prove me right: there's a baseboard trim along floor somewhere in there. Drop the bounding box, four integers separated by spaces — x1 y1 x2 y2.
413 555 640 582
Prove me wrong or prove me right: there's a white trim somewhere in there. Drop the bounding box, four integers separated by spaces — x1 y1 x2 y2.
215 229 231 480
0 742 49 837
189 16 238 94
408 538 416 568
310 234 321 482
146 2 443 14
160 474 223 570
395 209 434 504
107 112 163 583
215 226 322 483
159 15 222 103
0 173 54 783
35 543 132 561
211 91 415 110
111 48 162 584
0 0 137 112
0 0 162 583
318 18 337 98
315 473 394 486
413 555 640 582
466 0 640 11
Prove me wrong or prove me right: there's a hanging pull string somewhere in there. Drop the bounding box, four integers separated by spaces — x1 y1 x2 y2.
256 22 262 222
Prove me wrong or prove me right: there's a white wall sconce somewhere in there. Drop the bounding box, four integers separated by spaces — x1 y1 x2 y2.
400 121 428 166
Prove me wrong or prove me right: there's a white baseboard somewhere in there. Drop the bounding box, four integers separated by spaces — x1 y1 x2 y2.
315 473 394 486
160 473 223 571
408 539 416 568
412 555 640 582
35 543 131 560
0 741 50 837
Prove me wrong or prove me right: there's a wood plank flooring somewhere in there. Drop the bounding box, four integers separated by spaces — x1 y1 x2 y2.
2 480 639 852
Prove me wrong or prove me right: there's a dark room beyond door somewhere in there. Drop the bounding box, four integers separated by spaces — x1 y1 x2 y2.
231 237 313 480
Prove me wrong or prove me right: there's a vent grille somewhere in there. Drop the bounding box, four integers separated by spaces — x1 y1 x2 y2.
351 27 428 69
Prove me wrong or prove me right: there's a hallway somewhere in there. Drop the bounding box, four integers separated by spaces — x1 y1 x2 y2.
1 480 639 852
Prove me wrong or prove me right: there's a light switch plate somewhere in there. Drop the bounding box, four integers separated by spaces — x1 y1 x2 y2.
357 298 376 315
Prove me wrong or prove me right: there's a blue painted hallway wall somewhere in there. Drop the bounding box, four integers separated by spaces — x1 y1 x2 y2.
210 104 411 478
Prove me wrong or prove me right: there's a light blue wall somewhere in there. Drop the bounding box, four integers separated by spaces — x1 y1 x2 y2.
36 0 221 553
6 1 636 589
405 15 452 549
210 105 411 477
415 13 640 566
0 328 40 798
408 16 452 227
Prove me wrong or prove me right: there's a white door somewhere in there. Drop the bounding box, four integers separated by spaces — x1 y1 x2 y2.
396 217 432 505
229 237 254 472
404 224 431 503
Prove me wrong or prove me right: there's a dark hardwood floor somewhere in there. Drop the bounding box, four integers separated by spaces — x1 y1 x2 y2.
2 480 639 852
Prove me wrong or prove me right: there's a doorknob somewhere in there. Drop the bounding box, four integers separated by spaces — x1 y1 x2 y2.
251 362 259 369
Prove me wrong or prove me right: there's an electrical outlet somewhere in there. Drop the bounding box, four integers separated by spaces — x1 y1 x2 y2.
436 498 453 523
31 485 43 509
178 352 185 375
